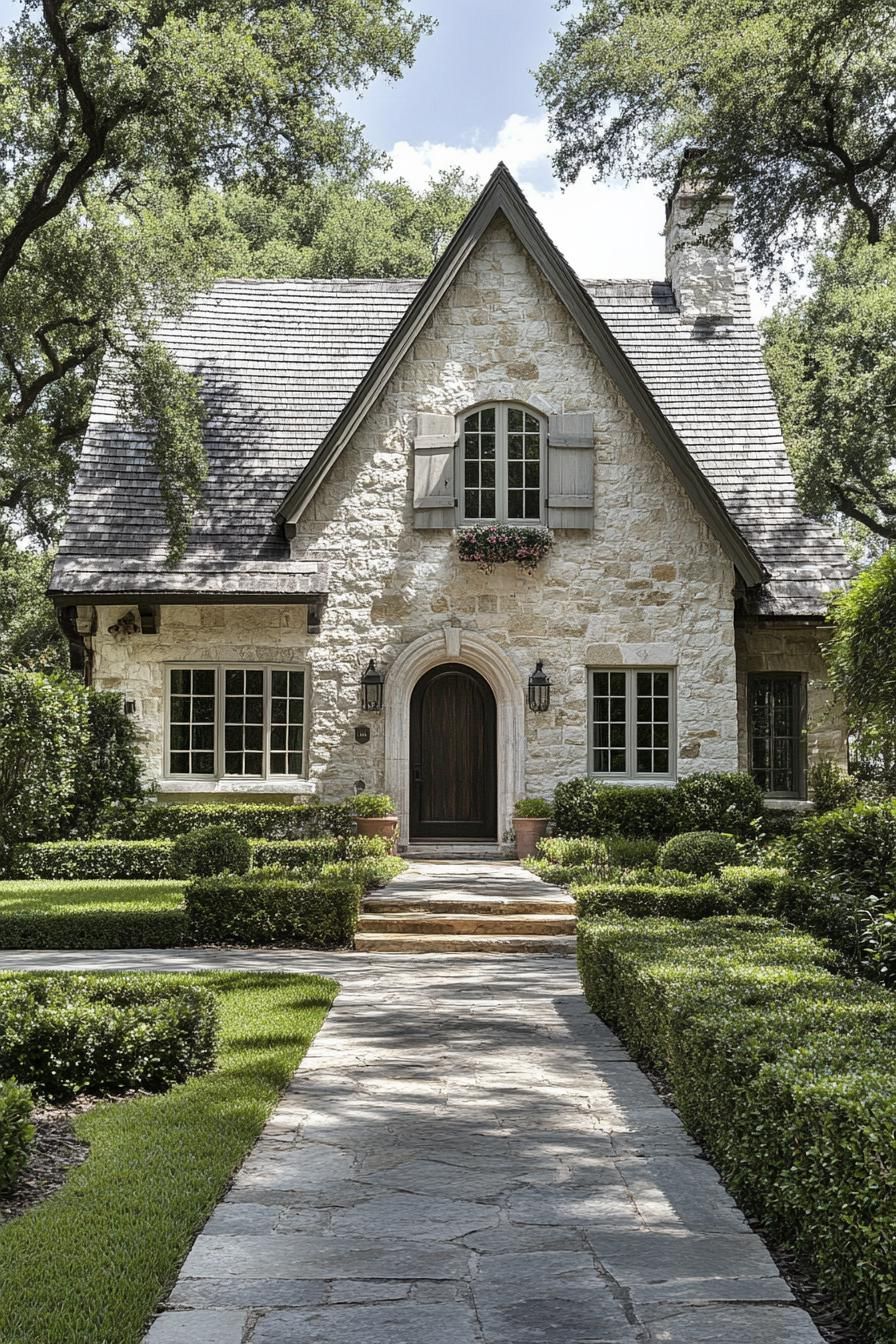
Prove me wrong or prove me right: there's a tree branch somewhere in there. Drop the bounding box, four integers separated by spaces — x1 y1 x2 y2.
829 481 896 538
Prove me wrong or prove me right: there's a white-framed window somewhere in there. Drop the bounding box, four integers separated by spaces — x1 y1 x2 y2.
589 668 676 781
167 664 307 779
460 403 545 523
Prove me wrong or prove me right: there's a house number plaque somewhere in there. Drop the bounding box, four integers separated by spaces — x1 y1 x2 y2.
354 725 371 744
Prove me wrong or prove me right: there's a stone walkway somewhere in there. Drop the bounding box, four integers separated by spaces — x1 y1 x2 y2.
0 941 824 1344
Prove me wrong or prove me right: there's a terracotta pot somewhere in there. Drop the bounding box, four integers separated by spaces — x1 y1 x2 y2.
354 814 399 854
512 816 550 860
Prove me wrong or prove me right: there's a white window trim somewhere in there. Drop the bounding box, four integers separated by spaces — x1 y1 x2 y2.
165 662 310 782
588 667 677 783
458 402 546 526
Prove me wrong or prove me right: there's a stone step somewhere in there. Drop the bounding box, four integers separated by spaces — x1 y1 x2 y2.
354 932 578 955
362 896 573 916
357 912 577 936
401 846 511 860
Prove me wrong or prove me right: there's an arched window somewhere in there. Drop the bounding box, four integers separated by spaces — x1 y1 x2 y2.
460 404 544 524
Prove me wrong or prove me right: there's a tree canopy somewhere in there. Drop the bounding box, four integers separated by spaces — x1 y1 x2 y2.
537 0 896 275
827 548 896 766
0 0 432 557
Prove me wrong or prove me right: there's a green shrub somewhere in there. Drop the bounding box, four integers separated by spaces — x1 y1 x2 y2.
69 691 144 839
809 760 859 813
13 839 175 881
787 800 896 898
349 793 395 818
513 797 553 818
0 1079 34 1194
537 836 609 867
717 865 792 913
185 871 362 947
132 800 355 840
171 825 251 878
573 880 732 920
251 835 390 870
0 974 219 1102
552 778 678 839
576 914 896 1341
606 836 660 868
320 855 405 891
673 772 763 836
658 830 739 876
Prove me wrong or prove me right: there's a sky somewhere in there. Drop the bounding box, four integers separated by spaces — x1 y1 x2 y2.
345 0 669 281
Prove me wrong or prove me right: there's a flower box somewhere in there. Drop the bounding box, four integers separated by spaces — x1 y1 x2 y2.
455 525 553 574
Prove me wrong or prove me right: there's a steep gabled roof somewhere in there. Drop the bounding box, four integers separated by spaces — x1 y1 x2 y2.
275 163 767 588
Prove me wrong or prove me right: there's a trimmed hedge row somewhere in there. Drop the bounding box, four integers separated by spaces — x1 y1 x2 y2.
0 1079 34 1193
131 801 355 840
185 872 363 946
553 772 762 840
0 974 219 1102
0 906 189 951
658 830 738 877
573 880 732 921
578 914 896 1341
252 835 391 869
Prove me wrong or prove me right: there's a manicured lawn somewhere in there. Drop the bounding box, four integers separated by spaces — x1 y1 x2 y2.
0 880 188 947
0 970 337 1343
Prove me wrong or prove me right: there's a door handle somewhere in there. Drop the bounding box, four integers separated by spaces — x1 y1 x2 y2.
413 765 422 785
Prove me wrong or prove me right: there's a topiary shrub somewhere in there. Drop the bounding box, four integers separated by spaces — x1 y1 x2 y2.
673 772 763 836
171 825 252 878
606 836 661 869
131 800 355 840
0 1079 35 1194
13 838 175 880
552 778 677 839
658 830 739 877
185 871 362 947
716 865 793 914
0 974 218 1102
573 879 733 920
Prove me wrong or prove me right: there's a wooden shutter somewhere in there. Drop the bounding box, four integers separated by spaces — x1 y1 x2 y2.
413 413 456 529
546 413 594 529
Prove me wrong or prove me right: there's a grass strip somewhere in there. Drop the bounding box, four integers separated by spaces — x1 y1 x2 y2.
0 880 188 949
0 970 337 1343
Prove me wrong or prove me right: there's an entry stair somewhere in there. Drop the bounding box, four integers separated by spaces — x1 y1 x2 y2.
354 859 577 955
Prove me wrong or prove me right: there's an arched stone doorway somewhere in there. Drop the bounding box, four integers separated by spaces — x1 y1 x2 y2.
384 628 526 848
409 664 497 841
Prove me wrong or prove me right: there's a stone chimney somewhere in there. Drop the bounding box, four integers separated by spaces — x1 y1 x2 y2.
664 152 736 322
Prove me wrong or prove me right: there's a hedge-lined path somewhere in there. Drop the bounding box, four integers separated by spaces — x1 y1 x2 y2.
0 948 823 1344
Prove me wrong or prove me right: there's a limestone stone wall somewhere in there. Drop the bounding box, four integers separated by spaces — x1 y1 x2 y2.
735 622 849 794
664 189 737 321
90 217 747 824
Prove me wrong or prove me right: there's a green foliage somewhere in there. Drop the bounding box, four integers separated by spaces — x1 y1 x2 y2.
69 691 145 838
0 670 87 869
170 825 251 879
809 760 859 813
513 797 553 819
0 0 432 552
0 545 67 671
716 865 793 914
764 230 896 545
0 879 187 950
673 773 763 836
252 835 390 870
787 800 896 898
132 800 355 840
536 836 609 868
0 1080 34 1195
350 792 396 818
537 0 896 275
14 840 175 881
825 550 896 763
576 914 896 1339
573 880 732 920
0 974 218 1103
0 972 335 1344
658 830 739 877
185 871 362 947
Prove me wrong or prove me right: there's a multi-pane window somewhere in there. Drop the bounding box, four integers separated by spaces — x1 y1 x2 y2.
590 669 674 779
462 403 543 523
749 675 803 797
167 665 306 779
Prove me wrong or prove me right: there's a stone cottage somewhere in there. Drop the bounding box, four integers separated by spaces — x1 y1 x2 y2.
50 164 852 845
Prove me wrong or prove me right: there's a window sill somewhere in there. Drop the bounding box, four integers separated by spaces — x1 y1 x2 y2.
763 796 812 812
156 779 318 796
589 776 677 789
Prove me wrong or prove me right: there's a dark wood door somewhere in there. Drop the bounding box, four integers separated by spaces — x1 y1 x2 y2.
409 664 497 840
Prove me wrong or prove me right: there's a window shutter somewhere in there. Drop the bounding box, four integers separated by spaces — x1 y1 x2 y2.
546 413 594 528
413 413 457 529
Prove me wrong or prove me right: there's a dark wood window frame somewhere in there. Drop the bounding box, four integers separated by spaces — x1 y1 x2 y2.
747 672 806 800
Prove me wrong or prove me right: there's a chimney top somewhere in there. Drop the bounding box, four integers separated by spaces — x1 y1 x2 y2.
664 158 736 323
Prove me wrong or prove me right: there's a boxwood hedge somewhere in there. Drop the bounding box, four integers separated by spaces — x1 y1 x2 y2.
0 1079 34 1193
573 880 733 921
13 840 175 881
185 872 363 947
131 800 355 840
578 913 896 1340
553 771 762 841
0 974 219 1102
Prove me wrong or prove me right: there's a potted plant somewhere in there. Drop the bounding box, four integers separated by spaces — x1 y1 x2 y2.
351 793 398 852
512 797 552 859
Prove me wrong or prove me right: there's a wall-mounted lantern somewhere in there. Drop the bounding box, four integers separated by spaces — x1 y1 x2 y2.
360 659 385 712
528 660 551 713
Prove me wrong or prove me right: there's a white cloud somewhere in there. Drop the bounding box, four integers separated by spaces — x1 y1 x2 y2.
383 114 667 281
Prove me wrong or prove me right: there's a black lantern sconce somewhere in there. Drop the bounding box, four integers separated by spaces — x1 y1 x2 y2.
360 659 385 712
528 660 551 713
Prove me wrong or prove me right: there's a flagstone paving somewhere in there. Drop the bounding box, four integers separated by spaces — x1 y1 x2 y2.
0 937 824 1342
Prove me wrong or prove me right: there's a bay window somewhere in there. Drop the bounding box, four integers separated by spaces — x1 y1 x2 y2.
167 664 306 779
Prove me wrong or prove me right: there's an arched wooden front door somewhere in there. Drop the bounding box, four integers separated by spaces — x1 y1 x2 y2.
409 663 497 841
